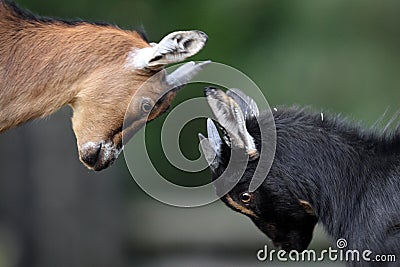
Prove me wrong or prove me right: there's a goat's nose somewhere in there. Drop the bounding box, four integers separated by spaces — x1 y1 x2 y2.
80 142 102 167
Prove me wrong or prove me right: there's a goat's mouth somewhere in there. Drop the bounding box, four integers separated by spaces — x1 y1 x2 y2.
80 141 123 171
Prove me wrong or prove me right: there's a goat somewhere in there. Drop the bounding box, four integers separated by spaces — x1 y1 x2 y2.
199 87 400 265
0 0 209 171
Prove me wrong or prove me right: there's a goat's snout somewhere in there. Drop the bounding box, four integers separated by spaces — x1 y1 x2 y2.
79 141 123 171
80 142 102 167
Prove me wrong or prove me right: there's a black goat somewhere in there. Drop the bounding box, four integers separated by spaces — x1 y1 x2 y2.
199 87 400 265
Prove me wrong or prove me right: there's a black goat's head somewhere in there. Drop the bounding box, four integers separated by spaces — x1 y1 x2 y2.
199 87 318 252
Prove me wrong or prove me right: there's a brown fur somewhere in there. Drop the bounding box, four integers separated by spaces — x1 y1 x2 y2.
0 1 197 170
0 1 149 133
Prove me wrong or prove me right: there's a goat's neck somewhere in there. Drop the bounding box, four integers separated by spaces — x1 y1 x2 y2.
274 109 400 249
0 3 144 132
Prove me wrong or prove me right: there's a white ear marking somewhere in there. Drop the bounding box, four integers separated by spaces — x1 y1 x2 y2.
321 112 324 121
273 108 278 112
125 47 154 70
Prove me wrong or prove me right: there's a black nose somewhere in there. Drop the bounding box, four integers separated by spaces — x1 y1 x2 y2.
204 86 217 97
80 143 102 167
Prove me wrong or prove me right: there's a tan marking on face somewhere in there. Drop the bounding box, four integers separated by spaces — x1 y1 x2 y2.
225 194 258 218
299 199 315 216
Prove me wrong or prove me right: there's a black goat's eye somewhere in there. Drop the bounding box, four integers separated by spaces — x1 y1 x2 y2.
239 192 252 204
140 98 153 113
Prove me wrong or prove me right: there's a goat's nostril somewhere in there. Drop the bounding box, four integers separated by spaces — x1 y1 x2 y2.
80 143 102 167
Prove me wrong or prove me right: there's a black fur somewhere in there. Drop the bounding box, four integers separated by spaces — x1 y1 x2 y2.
1 0 149 42
210 105 400 265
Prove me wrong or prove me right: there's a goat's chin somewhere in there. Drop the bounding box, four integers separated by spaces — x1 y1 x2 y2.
89 157 115 171
79 141 123 171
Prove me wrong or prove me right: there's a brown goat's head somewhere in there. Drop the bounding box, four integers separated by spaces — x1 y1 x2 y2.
70 30 208 171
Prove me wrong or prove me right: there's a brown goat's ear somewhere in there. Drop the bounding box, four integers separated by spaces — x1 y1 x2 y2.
166 61 211 90
129 30 208 70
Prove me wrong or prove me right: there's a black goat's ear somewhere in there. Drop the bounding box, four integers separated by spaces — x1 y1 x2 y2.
198 119 222 171
226 89 259 119
204 87 259 160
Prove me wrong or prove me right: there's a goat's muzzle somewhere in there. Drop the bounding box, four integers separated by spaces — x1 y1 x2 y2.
79 141 123 171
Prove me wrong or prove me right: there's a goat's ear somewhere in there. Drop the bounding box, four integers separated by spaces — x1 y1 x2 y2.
198 119 222 171
131 30 208 70
204 87 259 160
226 89 259 119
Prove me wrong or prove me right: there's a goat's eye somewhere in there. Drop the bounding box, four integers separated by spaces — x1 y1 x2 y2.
140 98 153 113
239 192 252 204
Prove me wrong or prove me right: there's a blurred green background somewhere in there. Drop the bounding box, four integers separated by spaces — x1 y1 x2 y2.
1 0 400 266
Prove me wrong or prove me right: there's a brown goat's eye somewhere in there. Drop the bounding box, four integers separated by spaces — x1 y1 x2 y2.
239 192 252 204
140 98 153 113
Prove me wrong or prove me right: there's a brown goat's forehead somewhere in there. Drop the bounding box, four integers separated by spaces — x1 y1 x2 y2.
224 194 258 218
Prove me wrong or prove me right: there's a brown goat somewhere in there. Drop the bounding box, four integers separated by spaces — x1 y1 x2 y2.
0 1 208 170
